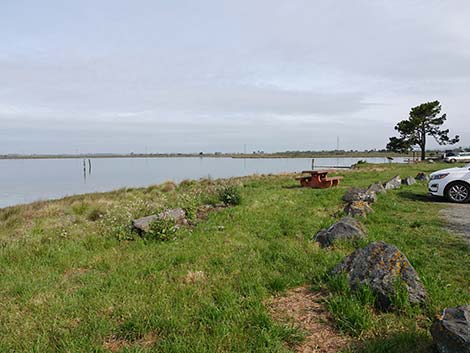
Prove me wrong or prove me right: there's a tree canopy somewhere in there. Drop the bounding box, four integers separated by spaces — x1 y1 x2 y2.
386 101 459 160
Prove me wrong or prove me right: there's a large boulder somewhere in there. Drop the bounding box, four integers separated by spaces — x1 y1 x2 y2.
132 208 187 234
402 176 416 186
383 176 402 190
342 188 377 203
431 305 470 353
344 201 374 218
368 183 387 194
314 217 366 247
332 241 427 309
416 172 430 182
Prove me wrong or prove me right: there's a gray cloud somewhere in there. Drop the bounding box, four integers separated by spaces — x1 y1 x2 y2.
0 0 469 153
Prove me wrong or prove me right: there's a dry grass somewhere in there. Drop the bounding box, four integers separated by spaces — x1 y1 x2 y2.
268 286 351 353
103 331 159 352
184 270 207 284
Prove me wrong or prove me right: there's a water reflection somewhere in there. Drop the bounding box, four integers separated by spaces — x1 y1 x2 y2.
83 159 92 183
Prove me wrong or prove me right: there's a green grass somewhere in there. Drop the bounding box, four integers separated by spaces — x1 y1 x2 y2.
0 162 469 352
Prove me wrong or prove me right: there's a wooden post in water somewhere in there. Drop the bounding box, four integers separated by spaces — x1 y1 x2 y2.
83 159 87 183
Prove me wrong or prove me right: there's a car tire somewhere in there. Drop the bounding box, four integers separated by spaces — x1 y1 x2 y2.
445 182 470 203
449 158 457 163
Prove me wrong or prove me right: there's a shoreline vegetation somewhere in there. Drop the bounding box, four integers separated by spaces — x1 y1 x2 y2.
0 162 468 352
0 151 414 160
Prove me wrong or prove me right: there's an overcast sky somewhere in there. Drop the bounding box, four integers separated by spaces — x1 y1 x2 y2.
1 0 469 154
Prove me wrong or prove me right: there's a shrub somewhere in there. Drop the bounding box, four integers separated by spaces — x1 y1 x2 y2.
109 223 135 241
218 185 242 206
86 206 104 221
161 181 177 193
176 193 199 221
71 202 89 216
179 179 195 188
146 218 178 241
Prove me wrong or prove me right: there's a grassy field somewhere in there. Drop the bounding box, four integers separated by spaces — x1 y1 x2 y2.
0 162 469 352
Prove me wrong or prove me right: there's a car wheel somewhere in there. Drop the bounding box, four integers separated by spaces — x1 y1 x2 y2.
449 158 457 163
445 182 470 203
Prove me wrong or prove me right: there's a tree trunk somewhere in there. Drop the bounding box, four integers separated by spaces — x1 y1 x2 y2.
420 126 426 161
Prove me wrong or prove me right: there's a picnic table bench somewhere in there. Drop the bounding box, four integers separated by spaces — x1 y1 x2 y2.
295 170 343 188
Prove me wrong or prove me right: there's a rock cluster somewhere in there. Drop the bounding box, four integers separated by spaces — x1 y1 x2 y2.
342 187 378 218
196 204 227 220
367 183 386 194
312 172 436 331
132 208 187 234
342 188 377 203
314 217 365 247
344 201 374 218
332 241 427 309
416 172 430 182
402 176 416 186
383 176 402 190
431 305 470 353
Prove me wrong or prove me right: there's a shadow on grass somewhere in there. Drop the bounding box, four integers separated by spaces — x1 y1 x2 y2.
350 331 433 353
397 191 448 203
282 185 304 189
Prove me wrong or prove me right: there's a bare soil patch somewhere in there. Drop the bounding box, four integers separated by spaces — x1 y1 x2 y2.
268 286 350 353
103 331 158 352
439 203 470 243
63 267 89 280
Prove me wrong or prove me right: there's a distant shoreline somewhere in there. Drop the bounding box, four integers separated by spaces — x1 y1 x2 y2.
0 152 412 160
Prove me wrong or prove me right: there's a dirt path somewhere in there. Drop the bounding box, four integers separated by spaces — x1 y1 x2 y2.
439 203 470 242
268 286 350 353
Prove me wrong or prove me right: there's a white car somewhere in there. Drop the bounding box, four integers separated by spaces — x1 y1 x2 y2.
429 165 470 203
444 152 470 163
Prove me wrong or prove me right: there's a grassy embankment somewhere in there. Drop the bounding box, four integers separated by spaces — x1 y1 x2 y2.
0 162 469 352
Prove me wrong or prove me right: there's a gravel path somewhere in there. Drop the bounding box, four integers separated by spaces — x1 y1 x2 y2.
439 203 470 242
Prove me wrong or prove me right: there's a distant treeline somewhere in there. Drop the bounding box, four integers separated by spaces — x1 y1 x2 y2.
1 148 468 160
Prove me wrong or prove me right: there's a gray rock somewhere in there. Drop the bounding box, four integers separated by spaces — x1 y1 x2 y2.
383 176 402 190
132 215 160 234
196 204 227 220
368 183 387 194
432 305 470 353
158 208 186 223
332 241 427 309
132 208 187 234
343 188 377 203
416 172 430 182
314 217 366 247
402 176 416 186
344 201 374 218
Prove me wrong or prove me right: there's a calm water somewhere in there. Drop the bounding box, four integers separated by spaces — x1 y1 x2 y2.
0 157 404 208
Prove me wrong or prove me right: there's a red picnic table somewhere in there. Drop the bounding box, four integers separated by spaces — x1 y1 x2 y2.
295 170 343 188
